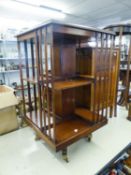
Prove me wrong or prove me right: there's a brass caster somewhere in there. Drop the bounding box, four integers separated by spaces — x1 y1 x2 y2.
86 133 92 142
62 149 69 163
35 134 40 141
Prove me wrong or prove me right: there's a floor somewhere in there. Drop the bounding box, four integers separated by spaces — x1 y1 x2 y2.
0 106 131 175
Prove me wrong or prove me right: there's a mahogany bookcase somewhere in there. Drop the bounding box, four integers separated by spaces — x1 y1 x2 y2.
17 21 119 162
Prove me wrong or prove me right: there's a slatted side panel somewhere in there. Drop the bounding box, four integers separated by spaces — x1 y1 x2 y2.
92 32 115 122
18 38 38 124
17 41 26 117
18 28 55 145
37 26 55 142
30 38 38 124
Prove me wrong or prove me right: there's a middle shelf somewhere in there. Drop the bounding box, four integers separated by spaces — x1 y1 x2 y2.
22 77 92 90
54 79 92 90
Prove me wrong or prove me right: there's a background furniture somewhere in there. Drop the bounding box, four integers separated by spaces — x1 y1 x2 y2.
0 39 20 86
104 24 131 108
17 21 119 161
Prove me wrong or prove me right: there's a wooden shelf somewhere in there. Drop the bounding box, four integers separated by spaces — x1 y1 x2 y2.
79 74 95 79
55 116 107 147
54 79 91 90
55 118 92 143
75 107 103 122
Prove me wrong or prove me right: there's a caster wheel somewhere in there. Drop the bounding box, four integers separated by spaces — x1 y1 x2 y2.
63 156 69 163
62 149 69 163
86 134 92 142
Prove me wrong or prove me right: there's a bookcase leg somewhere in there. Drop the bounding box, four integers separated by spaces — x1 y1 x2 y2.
62 148 69 163
86 133 92 142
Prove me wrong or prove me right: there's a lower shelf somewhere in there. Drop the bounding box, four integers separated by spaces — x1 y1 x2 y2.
55 116 107 150
55 118 91 143
75 107 103 122
25 109 107 151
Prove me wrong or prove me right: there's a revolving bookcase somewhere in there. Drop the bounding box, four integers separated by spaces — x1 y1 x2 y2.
17 21 119 162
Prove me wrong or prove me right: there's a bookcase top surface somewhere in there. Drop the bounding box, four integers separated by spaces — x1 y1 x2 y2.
104 23 131 34
16 20 115 38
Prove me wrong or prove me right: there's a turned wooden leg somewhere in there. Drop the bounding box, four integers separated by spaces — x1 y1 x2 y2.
86 133 92 142
62 148 69 163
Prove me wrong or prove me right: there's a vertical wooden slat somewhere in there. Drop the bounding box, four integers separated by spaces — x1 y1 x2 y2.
99 33 105 120
18 41 26 116
96 33 100 122
97 33 102 122
114 47 120 117
107 35 111 117
24 40 32 119
104 34 108 119
44 27 51 138
109 35 114 117
30 38 38 123
93 32 99 123
92 33 96 122
111 35 117 117
125 36 131 107
49 26 56 142
105 35 110 118
35 31 41 126
37 30 43 129
107 35 114 117
41 29 47 134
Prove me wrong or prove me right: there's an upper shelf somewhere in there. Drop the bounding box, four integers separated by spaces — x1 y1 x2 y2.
54 79 92 90
79 74 95 79
22 77 93 88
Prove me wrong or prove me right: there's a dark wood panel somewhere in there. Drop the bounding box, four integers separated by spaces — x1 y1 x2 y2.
55 89 75 117
54 44 76 77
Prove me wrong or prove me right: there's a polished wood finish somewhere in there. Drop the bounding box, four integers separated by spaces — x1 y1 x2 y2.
54 79 92 90
17 21 118 159
55 89 75 117
76 47 119 116
75 107 103 122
